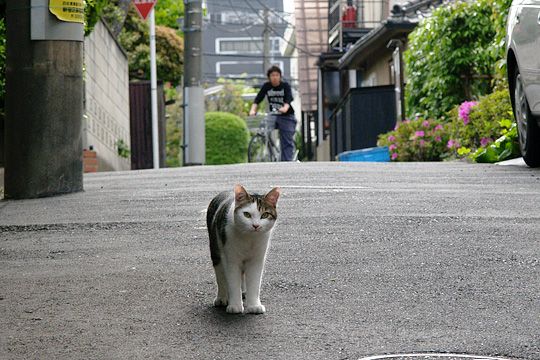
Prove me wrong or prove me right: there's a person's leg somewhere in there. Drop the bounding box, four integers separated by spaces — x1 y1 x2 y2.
276 115 297 161
279 129 296 161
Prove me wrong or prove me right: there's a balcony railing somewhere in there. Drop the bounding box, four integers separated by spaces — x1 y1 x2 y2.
329 0 390 50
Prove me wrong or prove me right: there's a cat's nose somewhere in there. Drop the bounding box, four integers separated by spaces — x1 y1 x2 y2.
252 224 261 230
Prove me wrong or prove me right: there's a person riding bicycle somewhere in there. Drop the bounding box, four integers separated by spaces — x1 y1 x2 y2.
249 65 297 161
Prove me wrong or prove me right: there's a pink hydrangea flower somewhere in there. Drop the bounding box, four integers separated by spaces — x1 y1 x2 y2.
422 120 430 128
480 137 492 147
447 139 458 149
415 131 425 137
389 144 397 151
388 135 396 142
435 136 442 142
391 152 398 160
458 101 478 125
434 124 444 131
419 140 426 147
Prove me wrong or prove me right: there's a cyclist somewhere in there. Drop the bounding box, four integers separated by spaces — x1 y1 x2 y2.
249 65 297 161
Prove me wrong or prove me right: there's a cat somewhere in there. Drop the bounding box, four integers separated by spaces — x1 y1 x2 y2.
206 184 281 314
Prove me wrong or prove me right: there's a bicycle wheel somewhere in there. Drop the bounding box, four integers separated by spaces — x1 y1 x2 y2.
268 136 280 162
248 134 271 162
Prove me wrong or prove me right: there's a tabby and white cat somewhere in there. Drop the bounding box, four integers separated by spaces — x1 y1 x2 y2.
207 185 280 314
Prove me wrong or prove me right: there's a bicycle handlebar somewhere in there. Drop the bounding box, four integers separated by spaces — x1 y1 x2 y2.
248 111 282 117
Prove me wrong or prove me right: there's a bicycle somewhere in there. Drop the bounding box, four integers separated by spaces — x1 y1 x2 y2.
247 113 281 162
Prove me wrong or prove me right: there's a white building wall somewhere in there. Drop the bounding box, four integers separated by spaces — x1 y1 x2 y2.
84 20 131 171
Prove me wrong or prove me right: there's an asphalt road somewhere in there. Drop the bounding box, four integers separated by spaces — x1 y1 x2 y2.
0 162 539 360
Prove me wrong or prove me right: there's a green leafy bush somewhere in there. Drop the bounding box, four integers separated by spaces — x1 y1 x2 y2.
405 0 497 118
84 0 108 36
472 123 520 163
446 89 515 157
489 0 513 86
206 112 249 165
377 118 451 161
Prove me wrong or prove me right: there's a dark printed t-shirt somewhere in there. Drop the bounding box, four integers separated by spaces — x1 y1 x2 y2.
254 81 295 115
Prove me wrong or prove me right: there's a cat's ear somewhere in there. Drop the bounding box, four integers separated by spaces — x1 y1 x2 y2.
265 187 281 207
234 184 249 203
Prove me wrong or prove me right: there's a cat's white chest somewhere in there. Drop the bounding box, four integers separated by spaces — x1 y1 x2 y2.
223 226 271 262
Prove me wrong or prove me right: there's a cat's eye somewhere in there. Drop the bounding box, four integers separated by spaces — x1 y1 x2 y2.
243 212 251 218
261 212 271 219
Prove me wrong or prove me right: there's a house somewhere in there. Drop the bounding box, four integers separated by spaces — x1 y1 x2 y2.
312 0 448 160
293 0 329 161
202 0 294 84
339 0 445 89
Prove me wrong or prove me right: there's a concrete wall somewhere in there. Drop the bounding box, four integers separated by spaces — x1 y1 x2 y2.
84 20 130 171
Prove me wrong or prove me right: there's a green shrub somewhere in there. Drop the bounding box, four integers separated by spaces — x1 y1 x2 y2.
404 0 497 118
446 89 515 157
472 123 520 163
206 112 249 165
377 118 451 161
84 0 108 36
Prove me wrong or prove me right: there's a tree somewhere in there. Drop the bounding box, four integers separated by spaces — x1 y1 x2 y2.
404 0 497 118
118 7 184 86
84 0 108 36
205 79 254 119
101 0 132 37
154 0 184 30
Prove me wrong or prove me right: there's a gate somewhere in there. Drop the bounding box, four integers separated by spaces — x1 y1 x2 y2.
329 85 397 159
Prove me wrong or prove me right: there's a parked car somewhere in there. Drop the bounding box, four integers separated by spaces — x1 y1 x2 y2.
506 0 540 167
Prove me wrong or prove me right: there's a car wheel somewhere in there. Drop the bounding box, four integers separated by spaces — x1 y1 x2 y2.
514 71 540 167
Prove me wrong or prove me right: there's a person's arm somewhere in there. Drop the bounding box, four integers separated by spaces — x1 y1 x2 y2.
278 83 293 114
278 103 290 114
249 103 258 116
249 83 268 116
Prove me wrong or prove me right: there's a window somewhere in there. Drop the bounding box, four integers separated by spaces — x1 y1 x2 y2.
217 37 281 55
221 11 262 25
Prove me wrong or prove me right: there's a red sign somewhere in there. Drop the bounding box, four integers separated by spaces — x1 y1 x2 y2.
133 0 157 20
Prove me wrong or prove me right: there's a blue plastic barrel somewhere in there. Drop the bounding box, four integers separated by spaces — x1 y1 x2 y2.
337 146 390 162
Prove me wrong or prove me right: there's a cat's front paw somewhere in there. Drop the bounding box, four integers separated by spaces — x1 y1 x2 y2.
213 297 228 307
226 303 244 314
245 304 266 314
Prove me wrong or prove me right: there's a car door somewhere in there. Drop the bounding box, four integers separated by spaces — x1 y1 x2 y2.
514 0 540 114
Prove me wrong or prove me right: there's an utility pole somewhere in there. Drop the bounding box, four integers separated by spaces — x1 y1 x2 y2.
262 7 270 74
149 8 159 169
183 0 205 166
4 0 84 199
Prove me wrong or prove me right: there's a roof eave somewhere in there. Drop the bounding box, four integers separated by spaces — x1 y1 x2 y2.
338 20 417 70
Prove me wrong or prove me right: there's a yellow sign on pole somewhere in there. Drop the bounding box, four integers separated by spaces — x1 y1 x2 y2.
49 0 85 24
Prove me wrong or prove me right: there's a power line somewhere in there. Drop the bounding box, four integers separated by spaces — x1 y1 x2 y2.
241 1 317 57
